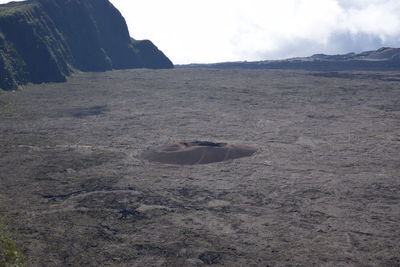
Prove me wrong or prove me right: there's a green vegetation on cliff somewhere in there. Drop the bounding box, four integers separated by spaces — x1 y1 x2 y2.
0 2 37 16
0 0 173 91
0 222 26 266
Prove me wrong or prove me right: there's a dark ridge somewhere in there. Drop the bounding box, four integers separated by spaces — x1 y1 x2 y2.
179 47 400 71
0 0 173 91
69 105 109 118
185 141 227 147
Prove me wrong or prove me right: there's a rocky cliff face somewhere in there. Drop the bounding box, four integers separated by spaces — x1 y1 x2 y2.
0 0 173 91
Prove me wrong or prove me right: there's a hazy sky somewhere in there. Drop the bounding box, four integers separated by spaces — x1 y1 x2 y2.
2 0 400 64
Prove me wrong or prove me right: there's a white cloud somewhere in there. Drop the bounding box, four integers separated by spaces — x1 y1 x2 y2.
1 0 400 64
110 0 400 64
344 2 400 38
0 0 24 3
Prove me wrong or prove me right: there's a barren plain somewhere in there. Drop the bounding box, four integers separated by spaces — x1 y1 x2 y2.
0 68 399 266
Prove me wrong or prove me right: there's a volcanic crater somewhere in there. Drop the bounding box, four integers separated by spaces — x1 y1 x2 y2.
142 141 258 165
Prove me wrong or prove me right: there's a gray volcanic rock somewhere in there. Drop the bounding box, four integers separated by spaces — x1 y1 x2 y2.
1 68 399 266
0 0 173 91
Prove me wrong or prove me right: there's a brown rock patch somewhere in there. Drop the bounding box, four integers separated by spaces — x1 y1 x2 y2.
142 141 257 165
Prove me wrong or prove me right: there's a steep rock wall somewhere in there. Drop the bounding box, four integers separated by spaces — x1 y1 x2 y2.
0 0 173 91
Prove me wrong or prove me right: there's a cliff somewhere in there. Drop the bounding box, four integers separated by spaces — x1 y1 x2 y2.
0 0 173 91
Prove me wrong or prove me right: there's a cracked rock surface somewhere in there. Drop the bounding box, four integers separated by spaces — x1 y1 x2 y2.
1 69 400 266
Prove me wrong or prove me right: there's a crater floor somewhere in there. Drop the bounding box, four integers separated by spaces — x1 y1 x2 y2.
0 69 399 266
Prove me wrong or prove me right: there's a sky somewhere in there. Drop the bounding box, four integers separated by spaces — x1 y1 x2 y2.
2 0 400 64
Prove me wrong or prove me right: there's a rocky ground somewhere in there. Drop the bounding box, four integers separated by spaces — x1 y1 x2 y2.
0 68 399 266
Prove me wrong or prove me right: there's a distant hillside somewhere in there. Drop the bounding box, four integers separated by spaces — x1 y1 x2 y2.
0 0 173 91
181 47 400 71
